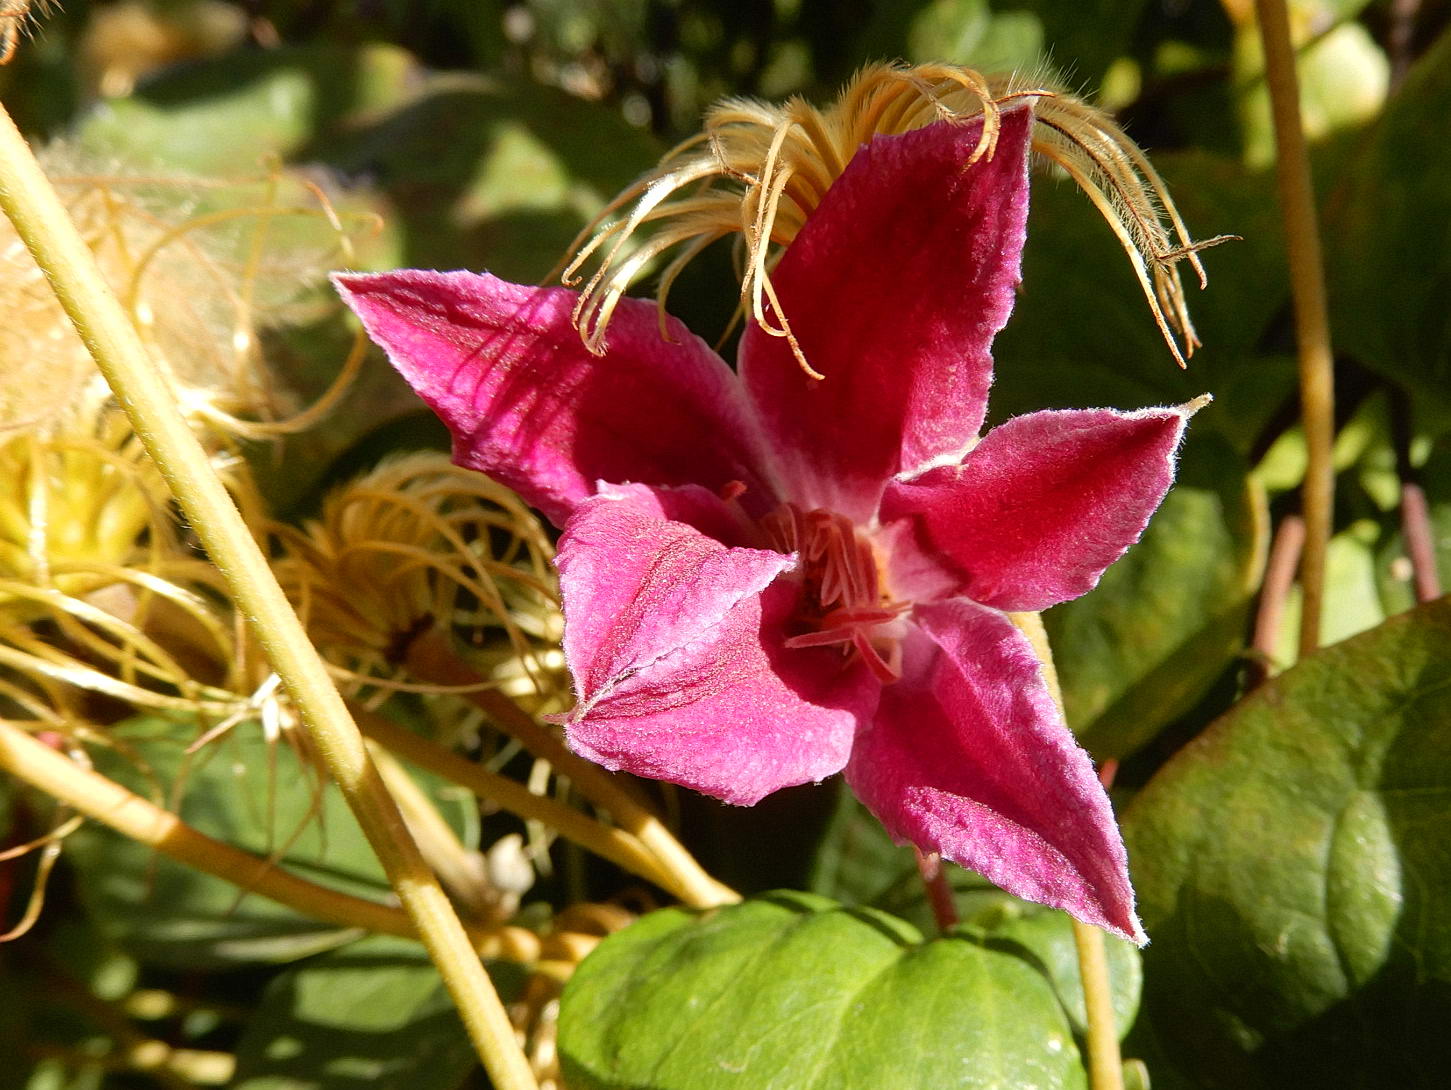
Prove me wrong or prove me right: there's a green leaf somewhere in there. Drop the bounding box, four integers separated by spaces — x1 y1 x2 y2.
318 74 658 281
560 891 1088 1090
1123 598 1451 1087
1328 26 1451 423
230 934 500 1090
1048 434 1266 759
66 716 473 968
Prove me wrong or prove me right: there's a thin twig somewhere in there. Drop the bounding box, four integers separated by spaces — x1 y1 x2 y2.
0 720 541 960
1254 0 1337 658
0 103 538 1090
353 705 701 903
404 627 739 908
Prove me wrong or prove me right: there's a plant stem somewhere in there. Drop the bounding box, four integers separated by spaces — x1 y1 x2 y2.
1012 613 1124 1090
405 627 738 908
0 720 542 960
1253 0 1336 658
355 705 693 901
0 104 538 1090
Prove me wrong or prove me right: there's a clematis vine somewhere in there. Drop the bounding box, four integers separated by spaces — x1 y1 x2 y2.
336 90 1211 944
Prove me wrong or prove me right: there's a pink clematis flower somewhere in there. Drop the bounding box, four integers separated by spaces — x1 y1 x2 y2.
336 106 1198 943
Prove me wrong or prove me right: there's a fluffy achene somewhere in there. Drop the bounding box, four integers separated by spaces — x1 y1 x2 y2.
337 106 1202 943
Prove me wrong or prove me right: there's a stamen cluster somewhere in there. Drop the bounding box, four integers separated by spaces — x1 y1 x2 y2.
762 504 908 684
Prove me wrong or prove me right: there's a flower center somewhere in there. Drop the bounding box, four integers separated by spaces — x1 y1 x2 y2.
761 504 909 684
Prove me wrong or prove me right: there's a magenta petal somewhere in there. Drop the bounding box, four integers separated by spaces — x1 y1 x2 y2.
738 107 1033 521
881 406 1193 613
335 270 776 527
846 599 1144 943
557 483 876 806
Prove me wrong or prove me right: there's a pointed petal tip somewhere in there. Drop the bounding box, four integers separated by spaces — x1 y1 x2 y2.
1178 392 1213 417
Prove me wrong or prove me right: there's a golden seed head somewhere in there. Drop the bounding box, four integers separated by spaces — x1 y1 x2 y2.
562 61 1233 374
269 453 564 694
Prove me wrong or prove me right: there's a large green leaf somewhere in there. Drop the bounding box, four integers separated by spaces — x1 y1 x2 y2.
1123 597 1451 1088
229 934 498 1090
560 891 1089 1090
66 716 473 968
1328 26 1451 423
809 787 1142 1037
1047 433 1265 759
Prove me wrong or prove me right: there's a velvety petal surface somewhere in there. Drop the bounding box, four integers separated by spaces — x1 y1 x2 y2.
335 270 776 527
738 106 1033 521
556 483 877 806
845 599 1144 943
880 406 1193 613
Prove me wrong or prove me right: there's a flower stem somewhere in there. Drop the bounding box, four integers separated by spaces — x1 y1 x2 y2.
353 704 696 902
0 104 538 1090
1253 0 1336 658
1011 612 1123 1090
0 720 542 961
405 627 739 908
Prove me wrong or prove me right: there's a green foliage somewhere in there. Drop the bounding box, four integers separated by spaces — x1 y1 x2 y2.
1124 598 1451 1088
560 891 1089 1090
230 935 502 1090
1329 25 1451 426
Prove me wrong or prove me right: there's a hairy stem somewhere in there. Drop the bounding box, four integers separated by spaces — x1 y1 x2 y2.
1253 0 1336 658
0 720 541 960
405 627 739 908
0 104 538 1090
1012 612 1123 1090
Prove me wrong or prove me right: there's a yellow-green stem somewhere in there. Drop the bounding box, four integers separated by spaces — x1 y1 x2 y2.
0 105 538 1090
0 720 542 960
1253 0 1336 657
406 627 739 908
355 705 699 903
1012 612 1124 1090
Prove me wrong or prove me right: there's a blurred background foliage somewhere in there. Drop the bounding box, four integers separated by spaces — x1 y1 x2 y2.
4 1 1451 1088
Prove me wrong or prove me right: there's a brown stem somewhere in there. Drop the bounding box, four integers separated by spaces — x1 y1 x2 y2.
1254 0 1336 659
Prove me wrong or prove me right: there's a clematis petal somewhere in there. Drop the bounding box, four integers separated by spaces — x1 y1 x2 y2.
557 483 877 806
880 405 1194 613
738 106 1032 521
335 270 776 527
846 599 1144 943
